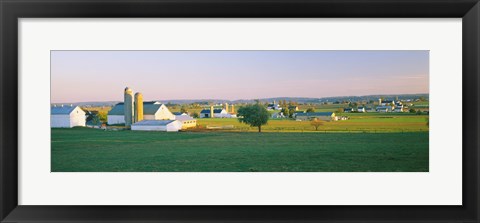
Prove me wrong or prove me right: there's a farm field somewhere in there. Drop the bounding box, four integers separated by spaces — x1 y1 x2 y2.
51 128 428 172
196 113 429 132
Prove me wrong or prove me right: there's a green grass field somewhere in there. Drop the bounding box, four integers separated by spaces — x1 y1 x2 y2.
51 128 429 172
196 113 428 132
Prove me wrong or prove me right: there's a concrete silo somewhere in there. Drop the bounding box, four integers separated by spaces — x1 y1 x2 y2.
124 87 134 127
134 92 144 123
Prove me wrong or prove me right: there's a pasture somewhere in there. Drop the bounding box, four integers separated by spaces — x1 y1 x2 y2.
51 128 428 172
196 113 429 132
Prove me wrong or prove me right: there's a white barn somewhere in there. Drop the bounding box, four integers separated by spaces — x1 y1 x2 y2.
131 120 182 132
51 105 86 128
107 101 175 125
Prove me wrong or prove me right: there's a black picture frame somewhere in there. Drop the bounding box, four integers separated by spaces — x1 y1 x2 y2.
1 0 479 222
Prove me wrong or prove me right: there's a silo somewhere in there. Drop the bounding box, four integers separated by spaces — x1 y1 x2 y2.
225 103 229 113
231 104 235 113
210 105 214 118
124 87 134 127
134 92 144 123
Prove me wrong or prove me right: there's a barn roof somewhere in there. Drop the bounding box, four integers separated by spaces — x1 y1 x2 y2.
295 112 334 117
51 106 80 115
108 102 164 115
200 109 224 114
131 120 176 126
175 115 195 121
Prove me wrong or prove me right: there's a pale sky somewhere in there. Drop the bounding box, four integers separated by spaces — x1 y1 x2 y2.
51 50 429 103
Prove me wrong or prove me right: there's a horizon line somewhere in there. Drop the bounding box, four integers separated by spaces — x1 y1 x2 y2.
51 92 430 104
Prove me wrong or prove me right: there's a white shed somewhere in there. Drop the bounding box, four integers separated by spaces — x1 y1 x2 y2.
51 105 86 128
131 120 182 132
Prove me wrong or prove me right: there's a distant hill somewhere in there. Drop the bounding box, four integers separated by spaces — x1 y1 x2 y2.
53 93 429 107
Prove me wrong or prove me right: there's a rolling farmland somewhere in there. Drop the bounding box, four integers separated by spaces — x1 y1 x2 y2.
51 128 428 172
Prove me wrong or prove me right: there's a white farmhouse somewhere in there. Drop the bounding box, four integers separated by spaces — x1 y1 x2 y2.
51 105 86 128
376 106 390 112
107 101 175 125
199 108 228 118
271 112 285 119
131 120 182 132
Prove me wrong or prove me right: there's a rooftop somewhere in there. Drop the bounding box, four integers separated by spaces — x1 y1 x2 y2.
108 102 165 115
51 105 80 115
131 120 176 126
200 109 224 114
175 115 195 121
295 112 334 117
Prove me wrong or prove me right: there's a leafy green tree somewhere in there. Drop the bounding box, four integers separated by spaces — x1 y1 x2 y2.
409 108 416 113
97 111 107 123
91 115 101 126
180 105 188 113
288 108 296 118
237 103 269 132
306 107 315 113
281 108 290 118
192 112 200 118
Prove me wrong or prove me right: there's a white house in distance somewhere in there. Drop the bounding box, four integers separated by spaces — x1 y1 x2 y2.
199 108 229 118
51 105 86 128
271 112 285 119
107 101 175 125
295 112 336 121
131 120 182 132
376 106 390 112
267 101 281 110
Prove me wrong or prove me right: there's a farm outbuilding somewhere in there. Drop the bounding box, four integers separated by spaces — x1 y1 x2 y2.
376 106 391 112
107 101 175 125
343 108 354 113
51 105 86 128
295 112 336 121
271 112 285 119
199 108 228 118
131 120 182 132
267 101 281 110
175 115 197 129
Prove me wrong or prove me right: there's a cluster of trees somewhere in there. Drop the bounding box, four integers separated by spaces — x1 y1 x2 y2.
86 111 107 126
409 108 425 115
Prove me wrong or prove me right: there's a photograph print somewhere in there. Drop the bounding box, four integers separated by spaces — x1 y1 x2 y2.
51 50 429 172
